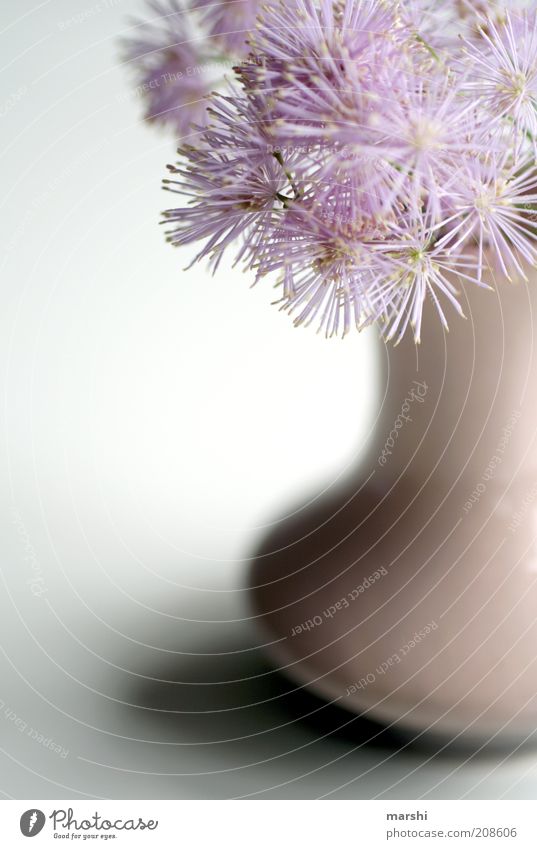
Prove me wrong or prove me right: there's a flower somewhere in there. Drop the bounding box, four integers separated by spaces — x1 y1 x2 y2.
401 0 518 51
122 0 235 136
246 0 402 117
367 67 490 219
256 204 388 337
462 10 537 151
192 0 261 53
156 0 537 342
162 92 310 270
439 155 537 282
401 0 461 52
367 212 480 344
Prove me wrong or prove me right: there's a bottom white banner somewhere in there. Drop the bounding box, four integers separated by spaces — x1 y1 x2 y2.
0 801 536 847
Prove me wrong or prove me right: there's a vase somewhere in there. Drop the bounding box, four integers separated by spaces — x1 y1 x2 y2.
248 266 537 744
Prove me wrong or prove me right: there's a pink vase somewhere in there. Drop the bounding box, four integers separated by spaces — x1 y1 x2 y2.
249 268 537 744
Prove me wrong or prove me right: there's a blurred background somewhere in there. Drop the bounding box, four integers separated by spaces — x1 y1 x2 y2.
1 0 537 799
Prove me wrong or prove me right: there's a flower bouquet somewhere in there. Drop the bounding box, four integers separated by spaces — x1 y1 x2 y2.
123 1 537 743
126 0 537 343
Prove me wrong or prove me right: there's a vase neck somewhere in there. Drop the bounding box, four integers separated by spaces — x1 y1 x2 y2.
369 272 537 485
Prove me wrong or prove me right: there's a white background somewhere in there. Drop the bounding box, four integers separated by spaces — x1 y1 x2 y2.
1 0 537 799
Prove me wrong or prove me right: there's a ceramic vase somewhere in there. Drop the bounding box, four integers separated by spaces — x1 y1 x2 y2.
249 268 537 744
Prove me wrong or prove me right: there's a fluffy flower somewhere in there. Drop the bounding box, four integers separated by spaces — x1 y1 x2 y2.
257 204 388 337
246 0 402 117
462 10 537 150
402 0 520 50
122 0 237 136
439 155 537 281
367 212 479 344
158 0 537 342
368 69 490 219
162 93 310 270
192 0 261 53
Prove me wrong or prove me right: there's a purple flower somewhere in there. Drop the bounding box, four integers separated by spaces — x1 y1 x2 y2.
157 0 537 342
462 10 537 150
369 68 490 219
192 0 261 53
367 211 481 344
122 0 234 136
256 204 387 338
402 1 517 51
439 155 537 282
401 0 461 52
247 0 401 111
162 92 308 270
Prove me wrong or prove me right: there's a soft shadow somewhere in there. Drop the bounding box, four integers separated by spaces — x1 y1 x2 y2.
126 630 512 760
